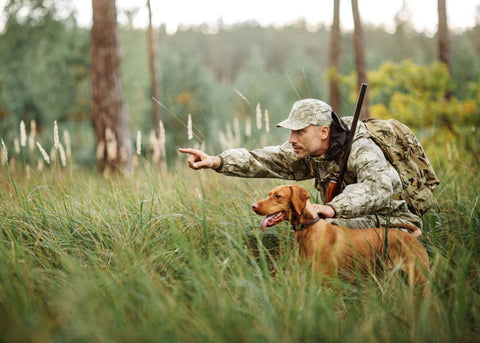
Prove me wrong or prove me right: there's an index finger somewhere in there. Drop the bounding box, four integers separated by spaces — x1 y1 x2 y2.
178 148 198 155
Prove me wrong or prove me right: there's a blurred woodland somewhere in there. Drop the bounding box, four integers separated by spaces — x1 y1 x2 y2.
0 0 479 170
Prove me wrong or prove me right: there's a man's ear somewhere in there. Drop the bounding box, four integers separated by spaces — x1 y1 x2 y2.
320 125 330 140
290 186 310 215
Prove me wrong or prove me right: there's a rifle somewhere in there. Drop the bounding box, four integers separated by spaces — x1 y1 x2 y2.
324 83 368 203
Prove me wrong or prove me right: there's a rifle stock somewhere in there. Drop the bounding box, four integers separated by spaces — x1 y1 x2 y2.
324 83 367 204
325 177 340 203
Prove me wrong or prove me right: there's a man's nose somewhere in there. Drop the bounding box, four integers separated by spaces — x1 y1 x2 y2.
288 133 296 143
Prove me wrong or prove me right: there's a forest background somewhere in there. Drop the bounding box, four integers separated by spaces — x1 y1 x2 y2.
0 0 479 168
1 1 480 341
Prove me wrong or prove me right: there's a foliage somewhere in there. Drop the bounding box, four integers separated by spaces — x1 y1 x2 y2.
0 0 90 138
364 60 479 158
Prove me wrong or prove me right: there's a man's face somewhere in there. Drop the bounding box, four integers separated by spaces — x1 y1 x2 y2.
288 125 330 158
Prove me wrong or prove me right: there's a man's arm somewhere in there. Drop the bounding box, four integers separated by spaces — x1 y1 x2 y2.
217 144 312 180
180 144 313 181
327 137 403 218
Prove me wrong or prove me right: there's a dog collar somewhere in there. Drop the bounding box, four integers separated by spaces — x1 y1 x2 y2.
292 215 321 232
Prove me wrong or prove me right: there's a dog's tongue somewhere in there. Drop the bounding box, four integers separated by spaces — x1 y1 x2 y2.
260 212 284 232
260 216 271 232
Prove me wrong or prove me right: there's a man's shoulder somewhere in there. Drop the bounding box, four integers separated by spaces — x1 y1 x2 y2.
341 116 369 139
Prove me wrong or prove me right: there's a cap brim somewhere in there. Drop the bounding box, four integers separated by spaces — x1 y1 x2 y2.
276 118 309 130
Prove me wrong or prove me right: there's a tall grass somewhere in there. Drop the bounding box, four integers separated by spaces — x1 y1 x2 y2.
0 147 479 342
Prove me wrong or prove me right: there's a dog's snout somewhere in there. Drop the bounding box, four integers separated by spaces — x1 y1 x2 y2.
251 203 259 211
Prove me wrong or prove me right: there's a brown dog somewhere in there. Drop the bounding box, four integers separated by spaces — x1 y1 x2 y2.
251 185 430 284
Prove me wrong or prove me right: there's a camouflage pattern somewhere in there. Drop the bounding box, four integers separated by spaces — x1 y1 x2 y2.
217 117 423 229
363 118 439 216
277 99 333 130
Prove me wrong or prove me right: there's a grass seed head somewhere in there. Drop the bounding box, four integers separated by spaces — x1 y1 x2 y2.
1 139 8 165
256 103 262 129
36 141 50 164
233 87 251 106
187 114 193 140
245 117 252 137
29 120 37 152
265 109 270 133
150 130 160 163
136 130 142 155
59 143 67 167
54 121 59 149
159 120 166 158
63 130 72 160
20 120 27 147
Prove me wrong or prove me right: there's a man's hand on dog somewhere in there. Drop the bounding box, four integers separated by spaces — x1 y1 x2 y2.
311 204 336 218
178 148 222 170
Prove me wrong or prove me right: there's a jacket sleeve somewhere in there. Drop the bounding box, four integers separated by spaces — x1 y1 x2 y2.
327 137 403 218
217 142 313 181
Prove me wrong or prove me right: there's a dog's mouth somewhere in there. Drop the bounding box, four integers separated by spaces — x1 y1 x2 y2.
260 211 286 232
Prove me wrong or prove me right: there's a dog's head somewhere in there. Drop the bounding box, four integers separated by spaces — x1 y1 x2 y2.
251 185 310 231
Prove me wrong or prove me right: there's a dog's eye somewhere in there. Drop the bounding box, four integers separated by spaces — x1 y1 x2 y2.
274 194 282 199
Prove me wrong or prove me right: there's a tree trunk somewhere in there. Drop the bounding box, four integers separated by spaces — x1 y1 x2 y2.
147 0 161 136
91 0 132 174
351 0 369 119
437 0 451 74
329 0 341 112
438 0 453 101
475 5 480 57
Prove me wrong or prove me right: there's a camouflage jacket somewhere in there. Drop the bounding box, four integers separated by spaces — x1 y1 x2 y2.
217 117 411 219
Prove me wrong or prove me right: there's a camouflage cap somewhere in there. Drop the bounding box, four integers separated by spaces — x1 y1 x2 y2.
277 99 333 130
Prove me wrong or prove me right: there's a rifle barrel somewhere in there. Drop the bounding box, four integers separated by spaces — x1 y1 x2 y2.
337 83 367 183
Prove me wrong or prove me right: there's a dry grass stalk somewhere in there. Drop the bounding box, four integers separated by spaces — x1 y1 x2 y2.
149 130 160 163
63 130 72 161
36 141 50 164
245 117 252 137
20 120 27 147
136 130 142 155
37 158 44 172
159 120 166 159
1 139 7 166
29 120 36 153
233 87 251 106
54 121 59 149
187 114 193 140
256 103 262 129
264 109 270 133
233 117 240 141
58 143 67 167
49 147 56 164
14 138 20 154
25 164 31 179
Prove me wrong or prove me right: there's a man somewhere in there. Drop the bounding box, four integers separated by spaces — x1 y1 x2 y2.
179 99 422 229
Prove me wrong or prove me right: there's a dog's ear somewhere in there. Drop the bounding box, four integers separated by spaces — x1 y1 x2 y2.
290 186 310 215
